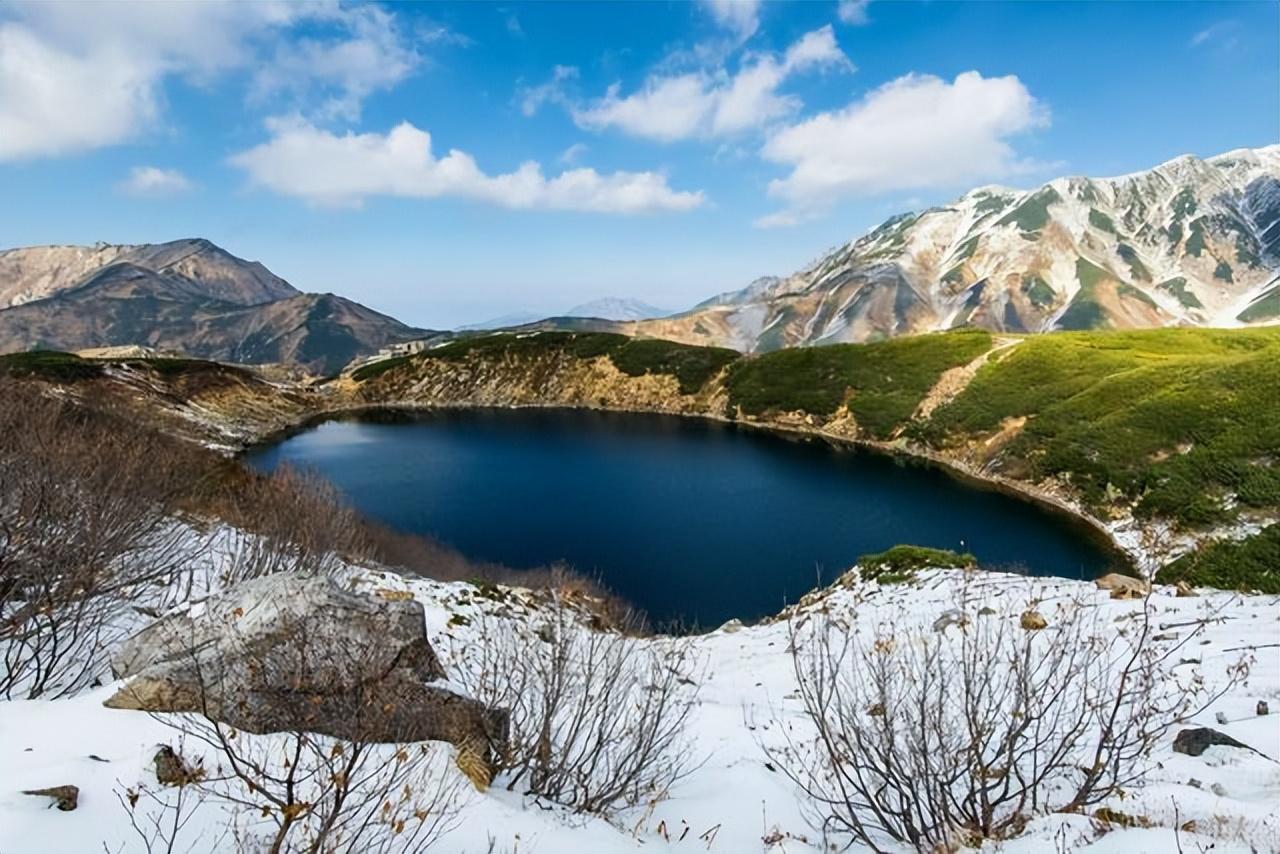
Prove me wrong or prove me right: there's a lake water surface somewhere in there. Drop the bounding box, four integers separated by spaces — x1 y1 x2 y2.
246 409 1119 626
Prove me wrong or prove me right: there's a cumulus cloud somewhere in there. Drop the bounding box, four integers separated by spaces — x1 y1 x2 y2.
249 4 421 122
570 26 851 142
0 1 420 161
119 166 194 197
758 71 1048 225
229 118 704 214
700 0 761 41
837 0 872 26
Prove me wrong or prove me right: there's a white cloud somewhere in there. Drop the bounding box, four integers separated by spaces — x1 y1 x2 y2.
518 65 579 117
837 0 871 26
758 71 1048 225
701 0 761 41
119 166 194 197
1190 20 1239 49
0 1 420 161
249 4 421 122
229 118 704 214
570 26 851 142
559 142 589 165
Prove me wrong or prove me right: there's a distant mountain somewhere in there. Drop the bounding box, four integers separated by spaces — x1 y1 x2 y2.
631 145 1280 351
461 298 671 331
0 239 431 374
458 311 545 331
563 297 671 321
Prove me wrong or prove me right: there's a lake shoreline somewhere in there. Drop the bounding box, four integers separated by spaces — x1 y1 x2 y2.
241 399 1137 576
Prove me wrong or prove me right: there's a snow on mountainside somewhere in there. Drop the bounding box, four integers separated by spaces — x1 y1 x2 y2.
635 146 1280 351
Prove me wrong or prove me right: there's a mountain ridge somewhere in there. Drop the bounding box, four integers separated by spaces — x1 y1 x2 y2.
0 239 431 374
629 145 1280 351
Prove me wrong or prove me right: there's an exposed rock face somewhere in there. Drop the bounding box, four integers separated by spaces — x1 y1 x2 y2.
105 570 507 788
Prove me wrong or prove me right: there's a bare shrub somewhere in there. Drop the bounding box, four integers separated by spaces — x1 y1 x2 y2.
0 380 194 698
128 607 469 853
766 575 1249 852
452 596 701 817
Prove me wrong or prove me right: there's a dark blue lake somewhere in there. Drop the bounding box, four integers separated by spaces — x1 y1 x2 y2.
246 409 1119 627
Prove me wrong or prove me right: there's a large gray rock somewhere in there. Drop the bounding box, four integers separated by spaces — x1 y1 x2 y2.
105 570 507 788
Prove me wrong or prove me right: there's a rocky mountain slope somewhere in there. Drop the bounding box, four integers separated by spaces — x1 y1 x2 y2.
631 146 1280 350
0 239 431 374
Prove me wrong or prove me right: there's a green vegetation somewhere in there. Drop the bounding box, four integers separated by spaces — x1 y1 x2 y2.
996 188 1061 233
1021 276 1056 309
608 338 739 394
1057 259 1111 330
386 331 737 395
725 330 992 438
858 545 977 582
915 327 1280 528
1158 277 1203 310
1157 525 1280 593
1088 209 1117 234
1170 188 1198 218
0 350 102 381
1238 286 1280 322
1116 244 1151 282
351 355 413 382
1213 261 1234 283
1184 221 1206 257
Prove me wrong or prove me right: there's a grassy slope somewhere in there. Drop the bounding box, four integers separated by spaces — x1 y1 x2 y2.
914 328 1280 533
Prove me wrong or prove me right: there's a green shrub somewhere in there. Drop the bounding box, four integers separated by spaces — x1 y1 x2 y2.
0 350 102 382
858 545 977 581
351 355 412 382
608 339 738 394
1156 525 1280 593
726 330 992 438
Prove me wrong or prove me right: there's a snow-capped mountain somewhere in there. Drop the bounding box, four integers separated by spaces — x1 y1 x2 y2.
634 146 1280 351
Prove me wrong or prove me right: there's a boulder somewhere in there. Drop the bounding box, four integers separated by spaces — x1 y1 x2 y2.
1172 727 1254 757
1259 701 1270 716
105 570 508 788
1095 573 1150 600
22 786 78 811
1175 580 1197 598
1019 610 1047 631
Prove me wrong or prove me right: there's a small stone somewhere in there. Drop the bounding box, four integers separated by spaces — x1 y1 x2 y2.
1215 711 1229 725
1258 700 1270 716
1020 610 1047 631
933 609 967 632
1211 782 1228 797
1186 778 1202 789
22 786 78 811
1175 580 1197 597
153 745 201 787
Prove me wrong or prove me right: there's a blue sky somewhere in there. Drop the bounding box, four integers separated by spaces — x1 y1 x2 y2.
1 0 1276 328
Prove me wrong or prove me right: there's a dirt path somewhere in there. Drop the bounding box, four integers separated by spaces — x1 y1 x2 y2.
911 335 1022 422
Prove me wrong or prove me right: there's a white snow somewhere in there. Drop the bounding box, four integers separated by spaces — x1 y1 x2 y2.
2 550 1278 853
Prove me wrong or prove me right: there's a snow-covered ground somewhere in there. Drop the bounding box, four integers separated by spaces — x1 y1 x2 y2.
2 548 1277 853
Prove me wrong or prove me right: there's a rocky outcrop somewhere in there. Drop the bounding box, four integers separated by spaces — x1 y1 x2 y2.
1095 573 1151 599
105 570 507 788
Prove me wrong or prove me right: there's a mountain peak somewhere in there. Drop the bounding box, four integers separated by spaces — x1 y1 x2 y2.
628 144 1280 351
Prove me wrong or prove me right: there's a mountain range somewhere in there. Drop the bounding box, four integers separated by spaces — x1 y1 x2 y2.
627 145 1280 350
460 298 670 330
0 239 431 374
1 146 1277 371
